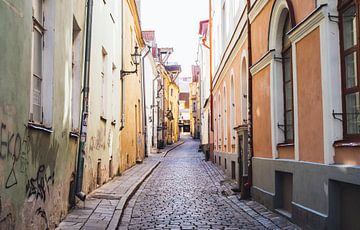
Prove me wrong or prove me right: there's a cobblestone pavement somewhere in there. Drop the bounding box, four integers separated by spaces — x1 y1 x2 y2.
120 137 299 230
57 141 184 230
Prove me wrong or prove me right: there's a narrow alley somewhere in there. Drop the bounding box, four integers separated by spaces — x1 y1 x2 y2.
1 0 360 229
119 136 297 230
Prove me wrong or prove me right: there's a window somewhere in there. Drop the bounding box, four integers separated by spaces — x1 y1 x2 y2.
339 0 360 138
241 58 248 124
30 0 54 127
218 94 222 146
223 86 227 147
230 75 236 145
282 15 294 143
111 63 117 123
101 48 108 119
71 17 81 132
31 0 45 123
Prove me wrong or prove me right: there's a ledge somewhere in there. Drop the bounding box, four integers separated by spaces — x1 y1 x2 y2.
333 140 360 148
27 122 53 134
288 4 327 43
250 49 274 76
277 143 294 148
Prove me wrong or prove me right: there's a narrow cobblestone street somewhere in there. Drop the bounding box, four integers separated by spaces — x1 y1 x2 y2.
119 136 298 230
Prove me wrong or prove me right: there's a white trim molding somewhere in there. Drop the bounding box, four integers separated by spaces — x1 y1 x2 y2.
288 5 327 43
249 0 270 23
250 50 274 76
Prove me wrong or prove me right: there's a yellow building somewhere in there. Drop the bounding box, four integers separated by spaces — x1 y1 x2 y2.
156 64 181 145
189 65 201 139
119 0 145 172
167 82 180 144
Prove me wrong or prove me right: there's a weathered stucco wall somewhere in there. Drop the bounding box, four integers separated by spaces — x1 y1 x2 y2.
82 0 122 194
0 0 86 229
119 1 145 173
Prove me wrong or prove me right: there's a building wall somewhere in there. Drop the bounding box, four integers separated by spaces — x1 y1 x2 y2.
0 0 86 228
211 0 249 181
119 0 145 172
168 83 180 143
82 0 122 194
248 0 358 229
143 51 158 153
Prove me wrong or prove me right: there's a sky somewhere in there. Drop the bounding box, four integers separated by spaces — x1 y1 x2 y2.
140 0 209 92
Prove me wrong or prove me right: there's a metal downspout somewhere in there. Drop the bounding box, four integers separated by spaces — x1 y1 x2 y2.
246 0 253 199
75 0 93 198
120 0 125 130
141 46 151 157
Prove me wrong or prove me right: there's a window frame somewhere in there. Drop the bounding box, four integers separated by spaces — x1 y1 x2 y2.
339 0 360 140
30 1 45 124
281 14 294 144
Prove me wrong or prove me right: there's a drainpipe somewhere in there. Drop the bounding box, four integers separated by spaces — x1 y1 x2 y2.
209 0 214 162
120 0 125 130
245 0 253 199
141 46 151 157
75 0 93 199
152 73 160 148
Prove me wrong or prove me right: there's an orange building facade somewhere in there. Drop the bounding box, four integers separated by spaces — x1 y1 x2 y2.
210 0 360 228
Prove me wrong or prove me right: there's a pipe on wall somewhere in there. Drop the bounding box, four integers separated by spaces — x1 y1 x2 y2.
75 0 94 197
141 46 151 157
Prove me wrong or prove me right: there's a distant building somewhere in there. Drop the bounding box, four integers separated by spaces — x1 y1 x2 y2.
179 92 191 133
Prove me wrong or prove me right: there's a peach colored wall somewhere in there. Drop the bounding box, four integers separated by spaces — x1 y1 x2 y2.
253 66 272 158
296 28 324 163
278 146 295 159
251 0 274 64
290 0 315 24
334 147 360 165
213 43 248 153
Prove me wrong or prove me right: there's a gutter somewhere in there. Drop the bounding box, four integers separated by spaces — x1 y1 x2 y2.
141 46 151 157
120 0 125 130
75 0 93 200
245 0 253 199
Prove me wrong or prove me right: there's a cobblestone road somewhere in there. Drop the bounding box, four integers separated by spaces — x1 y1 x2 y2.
119 137 298 230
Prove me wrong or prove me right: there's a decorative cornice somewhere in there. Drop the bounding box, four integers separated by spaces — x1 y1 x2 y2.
288 4 327 43
250 49 274 76
249 0 270 23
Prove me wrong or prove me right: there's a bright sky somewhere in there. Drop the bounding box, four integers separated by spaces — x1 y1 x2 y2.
140 0 209 92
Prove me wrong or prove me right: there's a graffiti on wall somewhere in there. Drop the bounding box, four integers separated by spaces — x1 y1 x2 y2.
35 207 49 230
26 165 55 202
0 196 14 228
0 123 30 189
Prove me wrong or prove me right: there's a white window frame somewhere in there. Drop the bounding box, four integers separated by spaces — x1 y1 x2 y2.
30 0 54 127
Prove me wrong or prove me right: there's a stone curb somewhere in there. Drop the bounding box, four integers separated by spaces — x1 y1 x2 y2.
162 140 185 158
106 161 161 229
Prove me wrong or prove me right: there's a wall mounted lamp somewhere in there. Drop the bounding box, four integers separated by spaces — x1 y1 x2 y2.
121 45 141 77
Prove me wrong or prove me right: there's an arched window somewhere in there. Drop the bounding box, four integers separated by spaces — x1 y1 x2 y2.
282 14 294 142
223 86 228 149
241 57 248 124
214 99 217 149
230 75 236 146
268 1 295 146
218 94 222 146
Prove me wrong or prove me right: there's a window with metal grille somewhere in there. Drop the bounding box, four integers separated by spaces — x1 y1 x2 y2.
339 0 360 138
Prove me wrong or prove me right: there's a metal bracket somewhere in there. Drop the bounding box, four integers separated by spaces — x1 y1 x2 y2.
328 13 339 23
332 110 343 122
274 56 290 62
277 123 285 133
